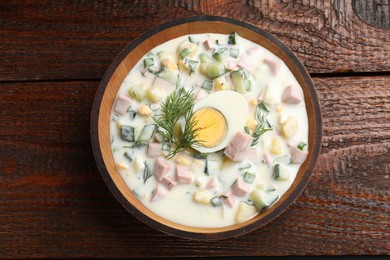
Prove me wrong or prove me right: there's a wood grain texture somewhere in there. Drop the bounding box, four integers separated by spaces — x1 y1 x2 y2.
0 76 388 257
0 0 389 82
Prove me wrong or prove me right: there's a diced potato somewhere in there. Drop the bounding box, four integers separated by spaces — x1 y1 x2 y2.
246 116 258 131
137 105 152 117
175 153 192 166
235 202 259 223
194 175 208 188
250 189 279 211
132 157 144 173
249 98 258 107
116 162 128 170
146 85 164 103
220 156 234 170
270 135 282 155
213 76 230 91
159 54 178 70
280 115 299 139
262 85 277 106
193 189 213 205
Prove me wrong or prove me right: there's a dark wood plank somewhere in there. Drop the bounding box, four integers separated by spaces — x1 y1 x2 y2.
0 76 388 257
0 0 389 81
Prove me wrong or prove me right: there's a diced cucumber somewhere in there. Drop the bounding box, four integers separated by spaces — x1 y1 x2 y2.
146 85 164 103
137 124 157 145
230 69 247 94
265 184 276 192
129 85 146 102
274 155 291 165
250 189 279 211
243 171 256 183
128 109 137 120
158 68 178 85
179 48 191 59
201 80 213 91
120 125 135 142
204 159 218 176
228 32 237 45
143 57 154 68
210 196 222 207
199 53 213 63
229 47 239 58
205 62 226 79
272 164 290 181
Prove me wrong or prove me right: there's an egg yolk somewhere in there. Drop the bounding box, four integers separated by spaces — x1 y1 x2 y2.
193 107 227 148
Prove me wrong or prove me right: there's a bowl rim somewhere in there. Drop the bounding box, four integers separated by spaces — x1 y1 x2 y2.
90 15 323 240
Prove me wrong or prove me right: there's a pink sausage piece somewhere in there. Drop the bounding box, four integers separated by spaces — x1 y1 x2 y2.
153 157 171 181
282 85 303 104
113 94 132 115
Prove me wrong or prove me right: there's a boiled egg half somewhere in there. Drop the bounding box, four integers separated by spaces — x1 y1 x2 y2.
191 90 249 153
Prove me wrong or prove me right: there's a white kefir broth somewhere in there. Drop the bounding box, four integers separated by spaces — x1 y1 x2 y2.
110 33 309 228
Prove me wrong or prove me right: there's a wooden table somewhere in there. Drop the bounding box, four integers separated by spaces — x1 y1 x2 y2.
1 0 389 258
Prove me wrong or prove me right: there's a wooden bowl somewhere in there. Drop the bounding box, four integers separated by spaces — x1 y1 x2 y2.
90 15 322 240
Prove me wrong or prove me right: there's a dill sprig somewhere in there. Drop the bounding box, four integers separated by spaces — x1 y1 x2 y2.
143 161 153 183
251 102 273 146
152 87 202 159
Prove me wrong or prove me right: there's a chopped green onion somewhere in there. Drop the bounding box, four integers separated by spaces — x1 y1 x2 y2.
210 196 222 207
194 153 208 159
257 101 270 112
243 172 256 183
123 152 133 162
143 57 154 68
201 80 213 91
297 141 307 150
143 161 153 183
238 162 252 171
228 32 237 45
245 80 252 91
180 48 191 59
162 142 171 151
229 47 239 58
128 109 137 120
188 36 199 45
184 58 198 75
244 126 251 134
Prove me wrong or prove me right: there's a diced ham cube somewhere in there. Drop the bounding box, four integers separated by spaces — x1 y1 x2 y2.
152 76 174 93
263 58 281 76
203 39 216 50
175 165 193 184
224 145 242 161
263 153 272 165
160 175 177 190
290 146 309 163
237 54 257 72
224 132 254 161
220 191 235 208
231 178 250 197
147 142 162 158
236 147 260 162
205 177 218 190
153 157 171 181
114 95 132 115
150 184 167 202
229 131 254 151
282 85 303 104
247 47 260 55
226 59 239 71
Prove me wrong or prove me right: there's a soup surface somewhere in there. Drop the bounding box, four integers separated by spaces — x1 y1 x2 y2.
109 32 309 228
